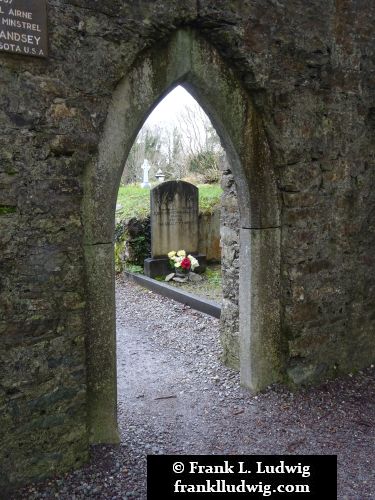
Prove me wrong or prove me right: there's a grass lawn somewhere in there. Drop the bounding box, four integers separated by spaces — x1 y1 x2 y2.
197 184 222 214
116 183 222 220
116 184 151 220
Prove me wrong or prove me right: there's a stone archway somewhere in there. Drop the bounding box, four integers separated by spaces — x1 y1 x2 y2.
83 29 281 444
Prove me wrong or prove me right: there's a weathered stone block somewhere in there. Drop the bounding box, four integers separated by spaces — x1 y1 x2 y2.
150 181 199 258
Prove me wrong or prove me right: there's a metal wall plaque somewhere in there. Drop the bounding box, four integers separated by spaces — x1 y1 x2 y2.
0 0 48 58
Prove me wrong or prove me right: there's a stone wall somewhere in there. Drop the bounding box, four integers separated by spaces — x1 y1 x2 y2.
220 164 240 369
198 209 221 262
0 0 374 489
115 217 151 271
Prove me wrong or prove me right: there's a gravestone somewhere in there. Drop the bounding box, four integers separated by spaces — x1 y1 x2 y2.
144 180 206 277
151 180 199 256
141 159 151 188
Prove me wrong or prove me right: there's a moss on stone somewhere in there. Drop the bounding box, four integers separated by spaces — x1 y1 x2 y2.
0 205 16 215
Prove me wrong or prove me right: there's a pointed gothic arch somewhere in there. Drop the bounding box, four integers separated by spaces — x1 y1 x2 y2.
83 29 282 443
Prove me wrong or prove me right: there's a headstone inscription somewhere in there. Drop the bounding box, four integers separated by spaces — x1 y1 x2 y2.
144 180 206 277
0 0 48 58
151 180 199 257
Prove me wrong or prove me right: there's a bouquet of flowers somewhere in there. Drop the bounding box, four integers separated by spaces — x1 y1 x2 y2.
168 250 199 274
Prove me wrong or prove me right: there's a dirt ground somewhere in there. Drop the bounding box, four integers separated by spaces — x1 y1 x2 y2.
12 275 375 499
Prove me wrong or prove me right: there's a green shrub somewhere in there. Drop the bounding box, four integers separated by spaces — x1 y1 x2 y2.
126 234 149 265
114 239 125 273
124 263 144 274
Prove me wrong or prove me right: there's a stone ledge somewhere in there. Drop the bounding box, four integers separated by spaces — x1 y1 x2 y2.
144 254 207 278
124 271 221 319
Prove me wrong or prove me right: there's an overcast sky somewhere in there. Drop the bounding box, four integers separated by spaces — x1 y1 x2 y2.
146 85 205 130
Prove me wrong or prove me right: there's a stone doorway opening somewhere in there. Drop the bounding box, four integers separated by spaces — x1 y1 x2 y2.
115 82 241 372
83 29 281 444
114 84 235 455
115 83 225 285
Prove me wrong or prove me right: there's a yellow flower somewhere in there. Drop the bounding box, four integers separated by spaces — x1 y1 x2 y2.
168 251 176 258
177 250 186 257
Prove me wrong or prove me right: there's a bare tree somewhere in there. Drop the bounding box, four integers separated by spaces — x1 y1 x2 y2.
121 89 225 185
122 125 165 184
177 100 224 182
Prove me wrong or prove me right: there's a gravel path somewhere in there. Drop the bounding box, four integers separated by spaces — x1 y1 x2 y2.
12 274 375 499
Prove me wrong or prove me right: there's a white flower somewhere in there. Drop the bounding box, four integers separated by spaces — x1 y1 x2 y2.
168 251 176 258
177 249 186 257
188 255 199 270
174 261 181 268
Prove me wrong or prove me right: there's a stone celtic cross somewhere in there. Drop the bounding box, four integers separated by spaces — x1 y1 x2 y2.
141 159 151 188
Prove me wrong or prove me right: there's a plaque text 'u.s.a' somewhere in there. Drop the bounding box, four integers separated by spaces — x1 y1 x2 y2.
0 0 48 58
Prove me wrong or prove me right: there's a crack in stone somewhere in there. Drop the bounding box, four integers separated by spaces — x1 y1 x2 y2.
241 226 280 230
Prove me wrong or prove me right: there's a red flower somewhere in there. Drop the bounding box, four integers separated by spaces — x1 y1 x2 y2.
181 257 191 270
